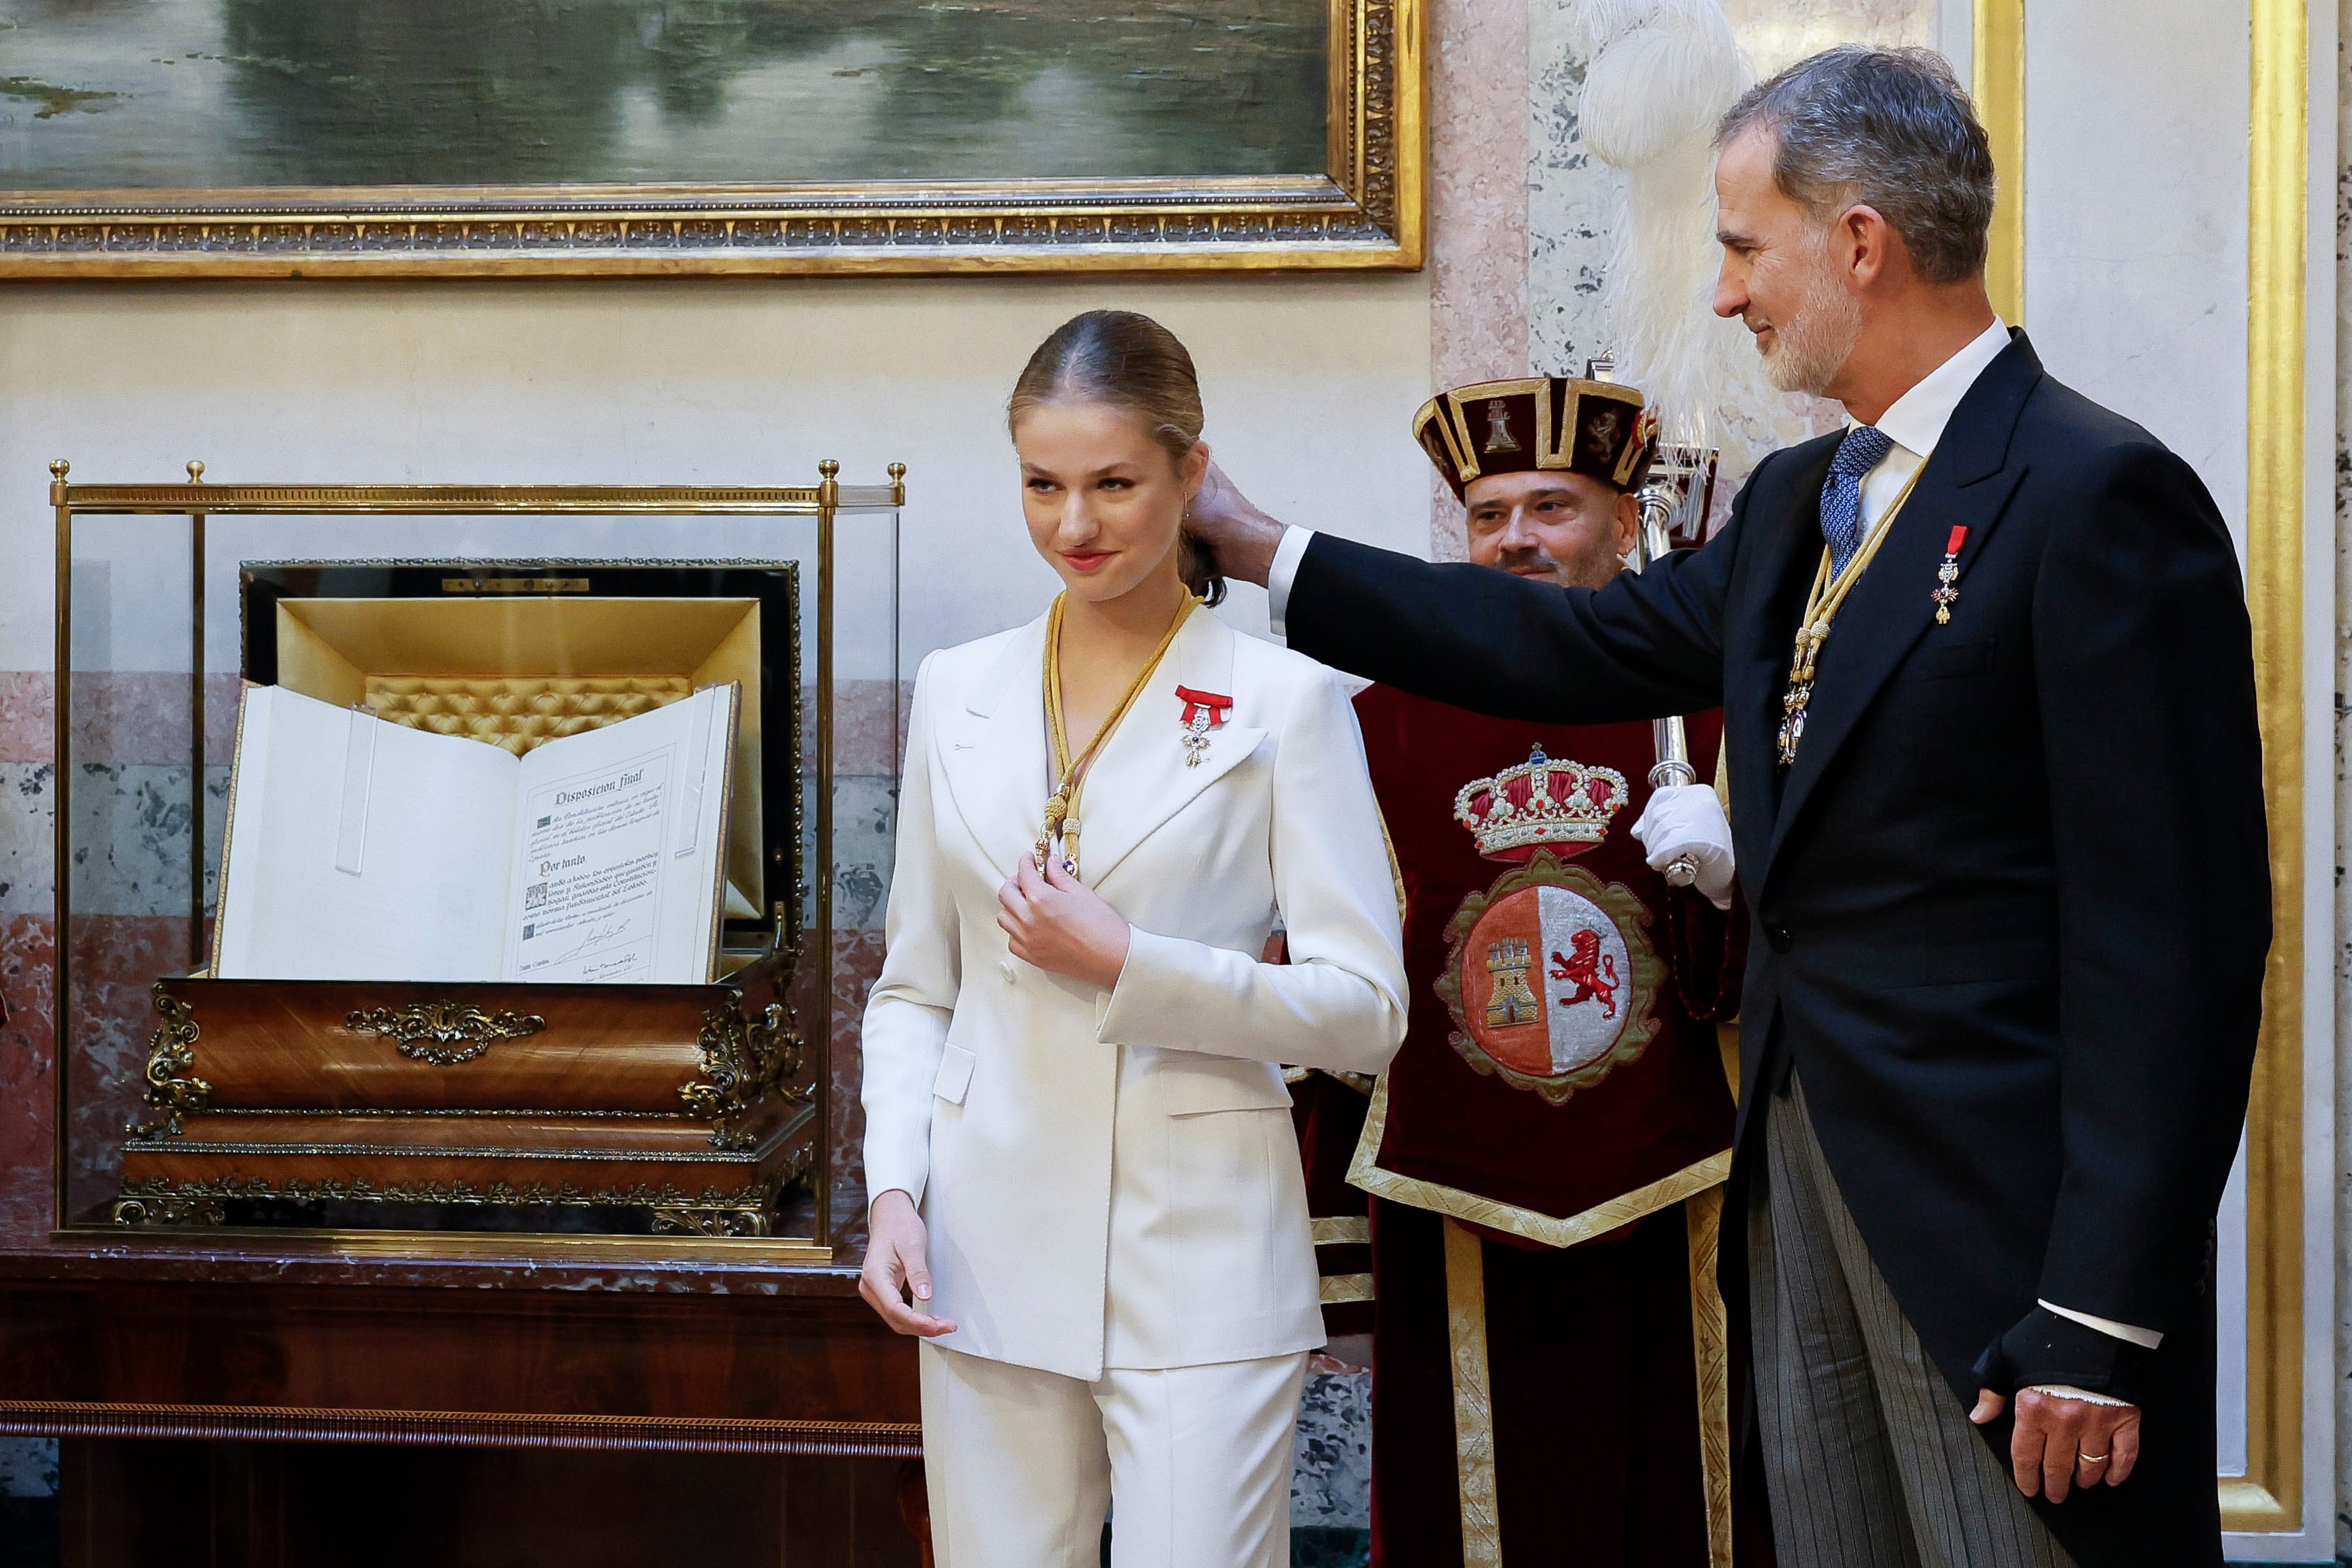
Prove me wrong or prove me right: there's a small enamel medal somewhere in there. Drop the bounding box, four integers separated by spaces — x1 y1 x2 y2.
1933 526 1969 624
1174 685 1233 766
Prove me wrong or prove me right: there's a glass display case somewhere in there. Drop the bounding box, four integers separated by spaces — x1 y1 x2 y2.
49 461 901 1262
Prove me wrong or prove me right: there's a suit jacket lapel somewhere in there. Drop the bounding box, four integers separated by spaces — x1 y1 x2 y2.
1759 333 2043 888
1078 611 1264 890
937 613 1054 878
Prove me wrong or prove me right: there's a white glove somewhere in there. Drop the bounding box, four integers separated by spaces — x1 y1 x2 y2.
1630 783 1736 911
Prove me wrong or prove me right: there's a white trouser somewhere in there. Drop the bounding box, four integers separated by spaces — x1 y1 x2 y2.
918 1341 1307 1568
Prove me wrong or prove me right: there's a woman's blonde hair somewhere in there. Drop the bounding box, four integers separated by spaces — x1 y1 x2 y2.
1008 309 1223 605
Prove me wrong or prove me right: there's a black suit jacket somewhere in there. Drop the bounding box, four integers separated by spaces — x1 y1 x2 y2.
1287 335 2268 1563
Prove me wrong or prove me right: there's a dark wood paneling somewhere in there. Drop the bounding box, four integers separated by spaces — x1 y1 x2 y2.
0 1280 918 1440
59 1440 925 1568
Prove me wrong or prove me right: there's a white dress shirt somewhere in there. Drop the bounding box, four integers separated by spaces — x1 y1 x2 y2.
1850 316 2011 529
1269 322 2167 1368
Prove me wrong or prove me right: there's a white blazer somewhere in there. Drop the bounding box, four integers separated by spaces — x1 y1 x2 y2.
861 608 1407 1380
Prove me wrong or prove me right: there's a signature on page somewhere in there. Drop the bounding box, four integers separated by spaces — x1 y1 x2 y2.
554 920 633 964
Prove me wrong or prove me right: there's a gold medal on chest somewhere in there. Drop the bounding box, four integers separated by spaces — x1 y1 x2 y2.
1037 591 1199 880
1776 462 1929 766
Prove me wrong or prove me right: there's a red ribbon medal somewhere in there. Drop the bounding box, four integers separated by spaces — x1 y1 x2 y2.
1933 525 1968 625
1175 685 1233 767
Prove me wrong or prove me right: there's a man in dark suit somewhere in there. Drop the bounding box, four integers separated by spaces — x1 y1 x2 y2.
1189 44 2267 1568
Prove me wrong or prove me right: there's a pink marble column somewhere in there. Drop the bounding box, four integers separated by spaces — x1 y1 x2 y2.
1425 0 1531 562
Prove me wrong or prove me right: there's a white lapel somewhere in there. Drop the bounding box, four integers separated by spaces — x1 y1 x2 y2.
935 613 1053 879
1076 610 1266 890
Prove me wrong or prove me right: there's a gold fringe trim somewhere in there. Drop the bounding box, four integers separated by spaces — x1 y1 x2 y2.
1312 1215 1371 1246
1687 1188 1733 1568
1318 1272 1375 1305
1347 1071 1730 1245
1443 1217 1504 1567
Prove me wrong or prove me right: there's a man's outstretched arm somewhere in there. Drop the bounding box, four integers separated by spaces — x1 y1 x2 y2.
1191 459 1740 725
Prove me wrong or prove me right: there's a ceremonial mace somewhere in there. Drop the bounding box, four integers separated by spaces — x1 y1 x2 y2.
1595 354 1717 889
1630 461 1700 887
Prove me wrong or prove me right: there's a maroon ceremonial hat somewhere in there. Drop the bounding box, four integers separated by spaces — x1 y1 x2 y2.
1413 377 1657 500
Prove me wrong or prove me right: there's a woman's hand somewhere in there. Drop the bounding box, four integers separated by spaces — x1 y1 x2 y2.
997 854 1132 991
859 1189 957 1338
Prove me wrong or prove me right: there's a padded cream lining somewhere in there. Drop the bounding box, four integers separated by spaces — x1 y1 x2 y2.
364 675 694 756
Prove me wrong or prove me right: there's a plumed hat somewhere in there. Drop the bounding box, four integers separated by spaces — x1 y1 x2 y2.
1413 377 1657 501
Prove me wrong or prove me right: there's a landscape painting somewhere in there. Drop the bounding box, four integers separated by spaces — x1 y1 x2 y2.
0 0 1420 276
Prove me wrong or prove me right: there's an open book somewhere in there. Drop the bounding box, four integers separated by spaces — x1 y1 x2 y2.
214 683 738 984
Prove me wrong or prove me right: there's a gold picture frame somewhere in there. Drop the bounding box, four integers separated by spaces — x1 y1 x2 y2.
0 1 1421 280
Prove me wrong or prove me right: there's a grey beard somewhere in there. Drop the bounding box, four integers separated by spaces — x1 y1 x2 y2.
1760 270 1864 396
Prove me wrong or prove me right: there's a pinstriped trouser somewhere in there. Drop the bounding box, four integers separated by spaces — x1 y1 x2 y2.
1749 1076 2074 1568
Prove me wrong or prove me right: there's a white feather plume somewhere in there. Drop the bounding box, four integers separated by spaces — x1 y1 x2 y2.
1576 0 1817 489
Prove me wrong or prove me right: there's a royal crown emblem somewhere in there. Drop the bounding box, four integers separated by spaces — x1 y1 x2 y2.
1452 747 1628 863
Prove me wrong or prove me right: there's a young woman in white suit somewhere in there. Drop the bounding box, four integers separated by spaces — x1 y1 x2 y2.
859 311 1408 1568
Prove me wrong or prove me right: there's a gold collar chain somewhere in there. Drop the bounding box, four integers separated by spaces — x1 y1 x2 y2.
1037 590 1200 879
1776 463 1927 766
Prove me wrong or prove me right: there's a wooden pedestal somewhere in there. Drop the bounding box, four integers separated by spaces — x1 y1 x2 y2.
113 952 816 1238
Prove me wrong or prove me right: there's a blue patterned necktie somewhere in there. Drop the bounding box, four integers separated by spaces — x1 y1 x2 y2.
1819 424 1895 578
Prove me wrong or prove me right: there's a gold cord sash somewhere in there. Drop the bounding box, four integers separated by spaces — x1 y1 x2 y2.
1775 464 1929 766
1037 590 1199 879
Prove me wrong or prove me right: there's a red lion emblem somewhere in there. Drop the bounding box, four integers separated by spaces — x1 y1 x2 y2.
1549 928 1620 1020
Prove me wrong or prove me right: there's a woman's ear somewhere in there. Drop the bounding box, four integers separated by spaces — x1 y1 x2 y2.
1182 440 1210 500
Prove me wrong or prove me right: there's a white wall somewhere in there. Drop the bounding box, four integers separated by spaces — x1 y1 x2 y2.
0 273 1434 676
2022 3 2251 541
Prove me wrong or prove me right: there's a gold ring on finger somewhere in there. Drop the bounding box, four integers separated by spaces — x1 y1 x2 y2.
2078 1452 2110 1464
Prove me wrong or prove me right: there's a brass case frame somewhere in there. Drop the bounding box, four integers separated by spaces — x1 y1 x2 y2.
47 462 905 1266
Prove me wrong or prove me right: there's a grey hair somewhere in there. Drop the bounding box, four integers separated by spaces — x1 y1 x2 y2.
1714 45 1995 286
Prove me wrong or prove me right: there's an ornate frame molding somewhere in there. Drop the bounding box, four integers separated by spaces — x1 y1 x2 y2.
1973 0 2026 324
0 0 1421 279
2224 0 2313 1536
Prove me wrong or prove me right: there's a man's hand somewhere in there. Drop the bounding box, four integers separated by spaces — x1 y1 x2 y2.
1631 783 1736 909
1970 1386 2142 1502
997 854 1132 991
859 1189 958 1338
1185 456 1288 588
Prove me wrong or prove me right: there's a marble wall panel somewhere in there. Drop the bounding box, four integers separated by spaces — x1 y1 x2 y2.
808 679 912 780
0 672 241 770
1428 0 1534 562
1527 19 1614 389
1719 0 1933 77
0 765 52 918
1291 1365 1374 1529
0 913 57 1247
0 761 229 919
832 774 899 934
62 915 190 1222
829 928 886 1255
1525 0 1933 502
0 674 50 764
58 672 238 769
61 765 228 920
0 1436 56 1499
